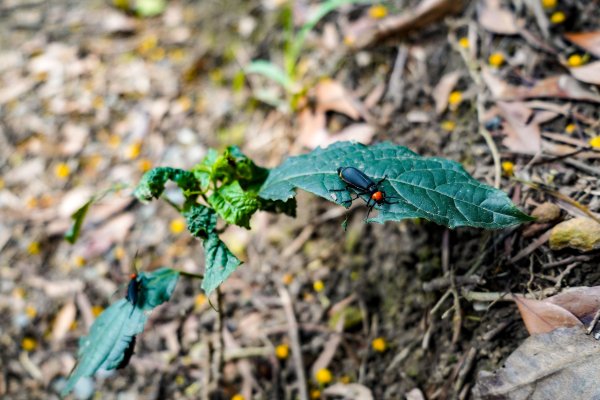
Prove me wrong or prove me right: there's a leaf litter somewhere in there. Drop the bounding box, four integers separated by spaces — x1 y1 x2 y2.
1 0 600 399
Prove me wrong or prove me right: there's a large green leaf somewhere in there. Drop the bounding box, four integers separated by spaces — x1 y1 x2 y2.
134 167 199 201
201 234 242 294
259 141 533 229
62 268 179 396
183 204 242 294
64 197 94 244
209 181 259 229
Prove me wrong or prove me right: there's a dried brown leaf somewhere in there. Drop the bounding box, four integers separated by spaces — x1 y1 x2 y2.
565 31 600 58
474 327 600 399
432 71 461 114
345 0 465 49
568 61 600 86
79 213 135 259
482 68 600 102
497 101 541 154
51 301 76 342
477 0 519 35
314 79 362 120
323 383 374 400
514 295 582 335
547 287 600 325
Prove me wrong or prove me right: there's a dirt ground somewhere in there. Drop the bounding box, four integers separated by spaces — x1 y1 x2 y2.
1 0 600 399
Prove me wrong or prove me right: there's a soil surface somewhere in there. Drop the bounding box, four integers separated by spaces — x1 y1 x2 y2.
1 1 599 399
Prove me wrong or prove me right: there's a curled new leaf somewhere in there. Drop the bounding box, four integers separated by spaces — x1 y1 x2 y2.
209 181 259 229
134 167 199 201
62 268 179 396
259 141 532 228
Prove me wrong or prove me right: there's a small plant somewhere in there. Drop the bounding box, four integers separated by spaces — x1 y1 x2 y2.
62 141 532 394
245 0 370 111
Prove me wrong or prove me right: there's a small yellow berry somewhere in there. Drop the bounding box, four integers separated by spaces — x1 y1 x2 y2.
25 305 37 319
282 273 294 285
459 37 470 49
565 123 576 134
69 321 78 331
231 394 245 400
107 134 121 148
21 337 38 351
13 287 26 299
74 256 86 268
567 54 584 67
371 337 387 352
175 375 185 386
168 48 186 63
170 218 186 234
310 389 322 399
343 35 356 47
541 0 557 9
315 368 332 385
28 242 40 255
176 96 193 113
195 293 207 307
448 91 463 107
441 120 456 132
339 375 351 384
54 163 71 179
488 52 505 67
138 158 152 172
313 280 325 293
275 344 289 359
114 246 125 260
0 178 5 190
91 305 104 317
502 161 515 176
148 47 165 62
138 35 158 55
368 5 388 19
126 142 142 160
550 11 566 24
589 136 600 149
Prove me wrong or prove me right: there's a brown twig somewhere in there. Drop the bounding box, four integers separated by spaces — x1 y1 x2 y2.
278 285 309 400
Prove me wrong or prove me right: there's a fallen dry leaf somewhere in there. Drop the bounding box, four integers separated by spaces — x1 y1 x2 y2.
482 68 600 103
345 0 466 49
79 212 135 259
51 301 77 342
432 70 461 114
514 295 582 335
323 383 374 400
564 31 600 58
546 287 600 326
477 0 519 35
531 202 561 223
496 101 541 154
314 79 363 120
474 327 600 399
549 217 600 252
568 61 600 86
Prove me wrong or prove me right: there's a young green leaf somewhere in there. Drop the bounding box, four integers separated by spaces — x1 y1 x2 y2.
192 149 219 192
245 60 296 92
134 167 199 202
62 268 179 396
259 141 533 229
201 233 242 294
64 197 94 244
208 181 259 229
183 204 242 294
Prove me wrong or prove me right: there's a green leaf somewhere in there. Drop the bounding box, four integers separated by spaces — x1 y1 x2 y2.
208 181 259 229
64 197 94 244
183 204 242 294
192 149 219 192
257 197 297 218
259 141 533 229
201 234 242 294
134 167 199 201
245 60 296 92
183 203 217 239
62 268 179 396
135 0 166 17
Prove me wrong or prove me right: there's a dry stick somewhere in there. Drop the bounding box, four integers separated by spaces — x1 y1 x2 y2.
454 347 477 395
278 285 309 400
448 26 501 188
586 308 600 335
214 287 225 387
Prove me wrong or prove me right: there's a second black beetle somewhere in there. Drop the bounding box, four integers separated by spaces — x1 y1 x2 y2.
332 167 399 219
